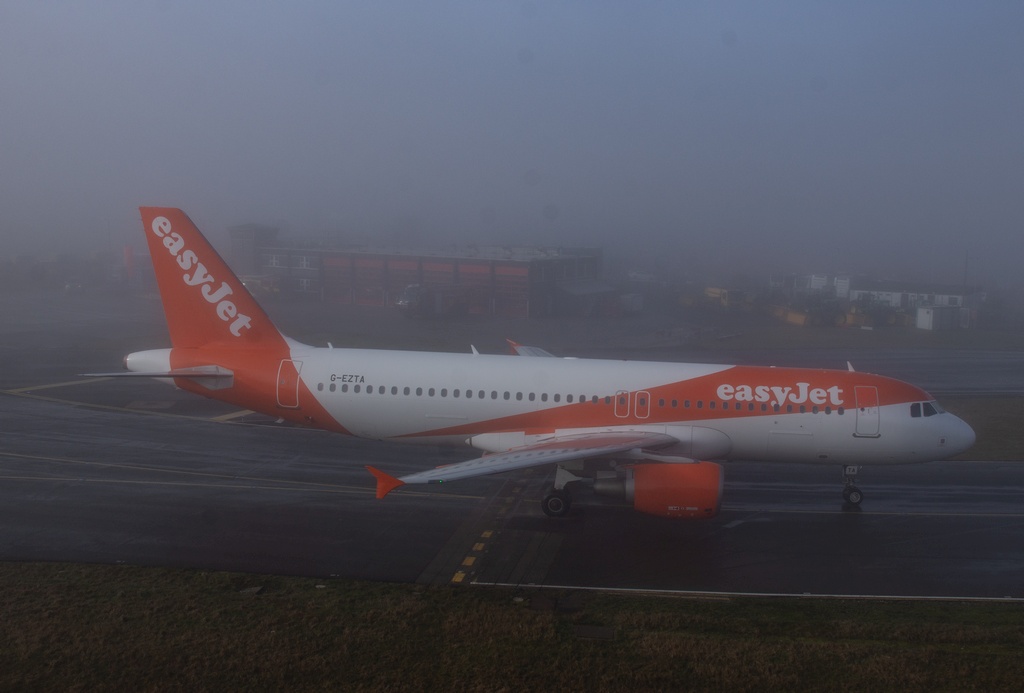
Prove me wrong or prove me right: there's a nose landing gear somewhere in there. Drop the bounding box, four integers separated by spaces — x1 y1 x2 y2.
842 465 863 505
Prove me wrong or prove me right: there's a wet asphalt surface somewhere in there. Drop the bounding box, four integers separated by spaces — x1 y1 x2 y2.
1 290 1021 597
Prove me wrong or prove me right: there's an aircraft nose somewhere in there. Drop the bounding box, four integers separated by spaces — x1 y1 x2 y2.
945 415 976 456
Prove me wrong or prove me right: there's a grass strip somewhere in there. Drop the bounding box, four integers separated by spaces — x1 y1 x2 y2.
2 562 1022 691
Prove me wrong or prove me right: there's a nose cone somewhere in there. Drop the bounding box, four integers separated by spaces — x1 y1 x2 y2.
943 414 976 457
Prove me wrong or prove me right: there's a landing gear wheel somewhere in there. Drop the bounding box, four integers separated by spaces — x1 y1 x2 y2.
841 465 863 506
541 490 572 518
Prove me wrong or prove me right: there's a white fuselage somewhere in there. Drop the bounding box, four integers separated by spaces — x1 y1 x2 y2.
128 340 975 468
278 345 975 466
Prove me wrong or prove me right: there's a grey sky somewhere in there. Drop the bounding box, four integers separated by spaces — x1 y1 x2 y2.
2 1 1022 286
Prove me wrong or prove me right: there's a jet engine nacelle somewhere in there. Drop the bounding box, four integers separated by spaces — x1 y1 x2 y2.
595 462 723 519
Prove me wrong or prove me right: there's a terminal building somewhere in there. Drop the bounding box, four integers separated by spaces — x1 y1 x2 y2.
777 273 986 329
229 224 606 318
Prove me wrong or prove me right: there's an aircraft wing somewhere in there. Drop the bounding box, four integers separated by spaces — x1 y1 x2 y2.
367 430 679 498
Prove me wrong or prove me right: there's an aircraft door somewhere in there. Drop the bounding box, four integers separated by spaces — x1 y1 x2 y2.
276 359 303 409
854 385 880 437
614 390 630 418
634 390 651 419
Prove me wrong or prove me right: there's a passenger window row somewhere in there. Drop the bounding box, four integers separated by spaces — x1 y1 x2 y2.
316 382 607 403
312 382 845 415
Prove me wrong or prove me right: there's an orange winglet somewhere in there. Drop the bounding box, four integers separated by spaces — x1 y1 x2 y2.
366 466 405 499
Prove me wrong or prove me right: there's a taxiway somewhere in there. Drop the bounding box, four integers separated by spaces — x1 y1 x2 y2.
1 291 1022 598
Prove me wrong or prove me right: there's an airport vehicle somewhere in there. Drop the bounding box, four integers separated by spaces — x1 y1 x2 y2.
105 207 975 519
396 283 469 318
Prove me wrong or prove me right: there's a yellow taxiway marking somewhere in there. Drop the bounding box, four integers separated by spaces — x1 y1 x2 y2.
0 450 366 494
472 542 485 551
3 389 212 421
461 556 476 567
5 377 112 394
211 409 254 422
0 450 487 501
481 530 493 539
0 473 371 495
451 571 466 584
3 383 250 426
6 391 261 431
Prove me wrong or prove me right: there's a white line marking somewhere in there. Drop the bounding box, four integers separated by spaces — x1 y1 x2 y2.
471 582 1024 603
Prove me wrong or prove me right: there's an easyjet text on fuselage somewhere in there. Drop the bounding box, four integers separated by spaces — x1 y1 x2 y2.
716 382 844 408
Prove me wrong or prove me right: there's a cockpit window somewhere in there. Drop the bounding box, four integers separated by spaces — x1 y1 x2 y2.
911 401 944 418
912 401 943 418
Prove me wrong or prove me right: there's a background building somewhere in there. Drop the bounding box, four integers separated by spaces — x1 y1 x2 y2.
230 227 604 318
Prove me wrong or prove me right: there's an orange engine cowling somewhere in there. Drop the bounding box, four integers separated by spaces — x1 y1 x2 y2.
629 462 723 519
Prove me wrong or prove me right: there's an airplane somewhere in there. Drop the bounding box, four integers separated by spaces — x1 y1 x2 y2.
95 207 976 519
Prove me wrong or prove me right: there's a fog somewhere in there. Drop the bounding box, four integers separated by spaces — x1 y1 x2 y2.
2 1 1022 287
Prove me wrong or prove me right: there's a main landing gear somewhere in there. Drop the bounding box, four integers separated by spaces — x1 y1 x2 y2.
542 489 572 518
842 465 863 505
541 465 582 518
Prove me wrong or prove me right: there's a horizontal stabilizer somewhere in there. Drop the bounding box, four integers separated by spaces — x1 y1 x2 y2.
80 366 234 379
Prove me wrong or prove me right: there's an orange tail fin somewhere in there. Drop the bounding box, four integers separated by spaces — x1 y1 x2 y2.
139 207 285 350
